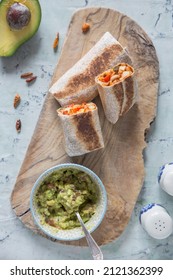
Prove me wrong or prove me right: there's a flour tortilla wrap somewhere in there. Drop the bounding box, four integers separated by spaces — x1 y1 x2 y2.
50 32 129 107
95 63 138 124
57 103 104 156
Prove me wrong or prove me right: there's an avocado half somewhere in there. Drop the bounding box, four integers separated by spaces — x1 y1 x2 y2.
0 0 41 56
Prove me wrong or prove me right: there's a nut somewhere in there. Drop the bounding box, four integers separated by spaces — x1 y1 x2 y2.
82 22 90 33
13 94 21 108
16 119 21 133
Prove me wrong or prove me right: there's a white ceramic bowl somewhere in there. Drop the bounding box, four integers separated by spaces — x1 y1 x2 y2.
30 163 107 241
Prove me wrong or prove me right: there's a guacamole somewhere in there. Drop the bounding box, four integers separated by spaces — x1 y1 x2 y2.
35 168 98 230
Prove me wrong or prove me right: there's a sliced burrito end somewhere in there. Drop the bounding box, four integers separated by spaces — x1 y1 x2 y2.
95 63 138 124
57 102 104 157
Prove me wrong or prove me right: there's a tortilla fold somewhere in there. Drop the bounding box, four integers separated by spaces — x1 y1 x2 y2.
57 103 104 156
49 32 130 106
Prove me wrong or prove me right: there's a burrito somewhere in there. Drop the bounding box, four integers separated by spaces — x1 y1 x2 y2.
57 102 104 156
49 32 130 107
95 63 138 124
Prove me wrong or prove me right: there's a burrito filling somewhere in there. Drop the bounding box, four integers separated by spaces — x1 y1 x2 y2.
98 63 134 87
58 102 96 115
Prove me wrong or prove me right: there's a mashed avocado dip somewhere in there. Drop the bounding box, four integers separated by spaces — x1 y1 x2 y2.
35 168 98 230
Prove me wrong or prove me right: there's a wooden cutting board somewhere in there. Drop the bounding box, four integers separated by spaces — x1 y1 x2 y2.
11 7 159 246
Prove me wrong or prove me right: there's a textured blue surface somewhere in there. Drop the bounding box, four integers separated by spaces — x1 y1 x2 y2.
1 0 173 260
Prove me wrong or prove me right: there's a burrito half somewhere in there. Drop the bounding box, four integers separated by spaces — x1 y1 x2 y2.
95 63 138 124
50 32 130 106
57 102 104 156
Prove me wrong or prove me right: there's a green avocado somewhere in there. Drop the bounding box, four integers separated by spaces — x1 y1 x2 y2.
0 0 41 56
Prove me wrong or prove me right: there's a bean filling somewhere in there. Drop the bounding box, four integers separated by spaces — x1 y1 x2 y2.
98 63 133 86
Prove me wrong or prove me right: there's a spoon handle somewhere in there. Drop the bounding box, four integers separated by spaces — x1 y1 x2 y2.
76 212 103 260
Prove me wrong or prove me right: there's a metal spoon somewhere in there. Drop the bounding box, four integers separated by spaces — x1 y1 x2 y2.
76 212 103 260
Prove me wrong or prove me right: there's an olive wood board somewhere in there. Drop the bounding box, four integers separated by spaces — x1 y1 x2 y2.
11 7 159 246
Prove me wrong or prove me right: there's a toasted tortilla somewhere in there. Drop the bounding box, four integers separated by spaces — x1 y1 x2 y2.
49 32 130 106
57 103 104 156
95 63 138 124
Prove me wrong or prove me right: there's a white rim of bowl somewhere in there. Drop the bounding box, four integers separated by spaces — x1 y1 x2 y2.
30 163 107 241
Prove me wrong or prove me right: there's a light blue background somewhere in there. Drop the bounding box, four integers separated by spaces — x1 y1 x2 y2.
0 0 173 259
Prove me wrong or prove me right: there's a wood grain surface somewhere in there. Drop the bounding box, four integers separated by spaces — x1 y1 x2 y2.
11 7 159 246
